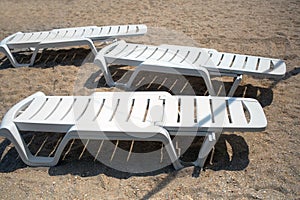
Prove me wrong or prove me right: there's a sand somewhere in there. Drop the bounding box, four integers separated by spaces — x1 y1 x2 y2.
0 0 299 199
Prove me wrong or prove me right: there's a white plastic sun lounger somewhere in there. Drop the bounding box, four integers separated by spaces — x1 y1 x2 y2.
0 24 147 68
95 40 286 96
0 91 267 170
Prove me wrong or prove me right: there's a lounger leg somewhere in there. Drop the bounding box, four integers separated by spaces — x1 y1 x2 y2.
62 127 183 170
195 67 216 96
28 46 41 66
94 54 116 87
0 123 54 166
124 67 144 89
0 45 31 67
156 128 183 170
228 75 243 97
194 132 220 168
85 39 98 56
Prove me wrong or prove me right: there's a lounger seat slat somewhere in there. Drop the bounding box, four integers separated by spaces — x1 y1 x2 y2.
16 97 48 121
257 58 271 72
27 32 44 42
145 97 164 123
79 98 105 122
244 56 259 71
109 26 120 35
62 97 90 122
95 97 118 122
227 99 248 125
231 54 247 69
127 25 139 34
195 98 213 126
100 26 111 35
209 51 223 66
211 98 230 126
30 98 62 120
135 46 159 60
162 97 179 124
155 48 176 62
218 53 235 68
47 98 76 121
129 97 149 122
121 44 143 58
8 33 25 43
63 29 76 38
112 97 133 122
179 96 195 124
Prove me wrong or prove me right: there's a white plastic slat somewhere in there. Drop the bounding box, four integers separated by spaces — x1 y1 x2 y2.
109 26 120 35
112 98 133 122
170 49 190 63
95 97 118 122
78 98 105 121
116 44 139 58
36 32 51 41
185 50 202 64
72 29 85 38
195 98 212 126
47 98 76 121
134 47 158 60
31 98 61 120
209 51 223 66
82 28 94 37
257 58 271 72
159 49 179 62
63 98 90 122
194 50 211 66
127 25 139 34
145 48 167 60
145 97 164 123
64 29 77 38
125 45 151 59
118 25 128 35
163 97 179 124
241 100 267 128
89 27 100 36
218 53 235 68
54 30 69 40
231 54 247 69
244 56 259 71
101 26 111 35
15 97 48 121
129 97 149 122
46 31 59 40
104 41 128 57
8 33 25 43
227 99 248 125
179 97 195 124
270 59 285 74
211 98 230 126
20 33 34 42
26 32 44 42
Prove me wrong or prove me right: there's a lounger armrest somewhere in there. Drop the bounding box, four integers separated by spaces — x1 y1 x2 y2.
0 92 45 127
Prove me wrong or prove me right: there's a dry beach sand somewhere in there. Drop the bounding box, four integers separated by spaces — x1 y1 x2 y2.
0 0 299 199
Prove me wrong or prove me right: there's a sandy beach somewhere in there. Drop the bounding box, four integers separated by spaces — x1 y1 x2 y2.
0 0 299 199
